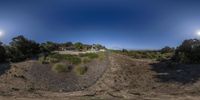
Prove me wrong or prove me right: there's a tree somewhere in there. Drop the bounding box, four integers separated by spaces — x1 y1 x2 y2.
9 35 40 61
95 44 106 50
40 41 58 52
0 42 6 62
122 49 128 52
160 46 175 54
74 42 83 51
173 39 200 63
63 42 73 47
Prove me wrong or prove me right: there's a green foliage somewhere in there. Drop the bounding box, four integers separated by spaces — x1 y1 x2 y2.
82 57 91 64
74 42 83 51
173 39 200 64
5 46 26 62
113 50 173 60
63 42 73 47
122 49 128 52
47 53 81 65
5 35 41 62
39 56 46 64
52 63 70 73
79 53 99 59
40 41 58 52
0 42 7 62
74 65 88 75
39 56 59 64
94 44 106 50
98 52 106 60
160 46 175 54
0 35 106 63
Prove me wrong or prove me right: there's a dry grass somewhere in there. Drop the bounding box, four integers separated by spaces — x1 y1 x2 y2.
74 65 88 75
52 63 70 73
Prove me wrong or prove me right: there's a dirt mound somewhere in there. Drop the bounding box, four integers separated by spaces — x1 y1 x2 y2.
0 53 109 95
26 58 109 92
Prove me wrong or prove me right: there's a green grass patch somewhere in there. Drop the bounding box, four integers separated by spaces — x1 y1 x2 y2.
74 65 88 75
41 53 81 65
98 52 106 60
52 63 71 73
79 53 99 59
82 57 91 64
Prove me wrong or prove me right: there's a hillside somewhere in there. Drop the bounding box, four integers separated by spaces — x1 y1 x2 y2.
0 52 200 99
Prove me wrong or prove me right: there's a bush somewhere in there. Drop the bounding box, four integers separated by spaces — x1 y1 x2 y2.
46 57 59 63
39 56 59 64
52 63 71 73
0 42 7 62
82 57 91 64
75 65 88 75
160 46 175 54
47 53 81 65
5 46 26 62
3 35 41 62
39 56 46 64
98 52 106 60
173 39 200 64
79 53 99 59
122 49 128 52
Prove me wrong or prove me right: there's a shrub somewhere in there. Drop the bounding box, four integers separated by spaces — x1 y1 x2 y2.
64 55 81 65
82 57 91 64
122 49 128 52
46 57 59 63
79 53 99 59
173 39 200 64
5 46 26 62
98 52 106 60
160 46 175 54
52 63 70 73
75 65 88 75
39 56 46 64
74 42 83 51
48 53 81 65
10 35 40 58
0 42 7 62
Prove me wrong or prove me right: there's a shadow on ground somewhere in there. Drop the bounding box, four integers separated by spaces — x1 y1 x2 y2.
0 63 11 76
150 61 200 84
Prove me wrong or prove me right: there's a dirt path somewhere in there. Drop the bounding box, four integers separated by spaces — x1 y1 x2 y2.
0 53 200 99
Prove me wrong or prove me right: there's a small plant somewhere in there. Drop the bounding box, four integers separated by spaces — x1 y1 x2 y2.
75 65 88 75
52 63 70 73
98 52 106 60
45 53 81 65
82 57 91 64
39 56 59 64
39 56 46 64
46 57 59 63
79 53 99 59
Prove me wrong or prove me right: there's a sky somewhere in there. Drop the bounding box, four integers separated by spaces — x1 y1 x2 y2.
0 0 200 49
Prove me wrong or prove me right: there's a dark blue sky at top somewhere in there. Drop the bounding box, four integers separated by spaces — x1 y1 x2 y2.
0 0 200 49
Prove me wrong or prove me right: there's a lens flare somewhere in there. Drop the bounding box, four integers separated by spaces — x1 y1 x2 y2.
197 31 200 36
0 31 3 37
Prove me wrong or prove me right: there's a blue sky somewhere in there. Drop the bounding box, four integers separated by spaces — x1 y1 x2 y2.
0 0 200 49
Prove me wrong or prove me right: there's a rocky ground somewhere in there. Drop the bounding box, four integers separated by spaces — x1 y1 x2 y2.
0 52 200 99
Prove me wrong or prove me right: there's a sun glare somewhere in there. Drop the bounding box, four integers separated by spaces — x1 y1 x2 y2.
197 31 200 36
0 31 3 37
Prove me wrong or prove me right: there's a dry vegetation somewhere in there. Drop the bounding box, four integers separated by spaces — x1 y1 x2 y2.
1 36 200 99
